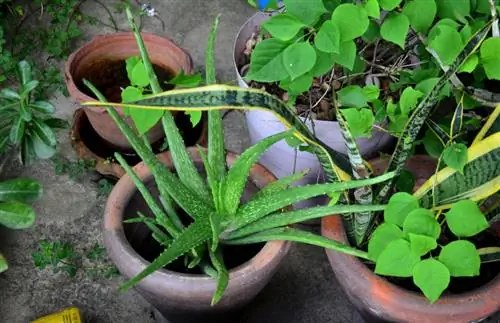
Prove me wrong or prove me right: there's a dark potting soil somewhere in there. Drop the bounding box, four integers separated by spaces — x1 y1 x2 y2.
365 227 500 295
76 59 175 102
123 176 265 275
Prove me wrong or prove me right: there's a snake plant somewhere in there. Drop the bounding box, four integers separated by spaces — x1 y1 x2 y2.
82 11 395 304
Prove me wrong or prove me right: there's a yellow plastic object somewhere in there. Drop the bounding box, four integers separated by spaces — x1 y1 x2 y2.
31 307 82 323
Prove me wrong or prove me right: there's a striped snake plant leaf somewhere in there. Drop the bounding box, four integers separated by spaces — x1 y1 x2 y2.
120 216 212 292
224 227 372 260
481 192 500 223
223 204 386 240
253 168 309 199
208 248 229 305
377 21 493 203
128 7 211 205
227 172 395 232
478 247 500 263
83 85 353 183
473 104 500 145
115 153 179 237
450 95 464 139
221 129 296 215
337 108 373 245
83 80 213 221
425 119 449 147
206 15 226 182
414 133 500 210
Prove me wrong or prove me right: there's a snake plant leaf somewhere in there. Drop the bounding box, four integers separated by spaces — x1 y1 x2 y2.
415 133 500 209
336 108 373 245
425 119 449 146
0 252 7 273
450 96 464 138
206 15 225 182
223 204 386 240
230 172 395 232
473 104 500 145
0 178 42 202
120 216 212 292
0 201 36 229
225 226 371 260
208 248 228 305
83 85 353 182
221 130 295 215
377 20 493 203
478 247 500 263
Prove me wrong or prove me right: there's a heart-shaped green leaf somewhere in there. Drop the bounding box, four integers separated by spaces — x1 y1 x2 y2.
375 239 420 277
413 258 450 303
439 240 480 277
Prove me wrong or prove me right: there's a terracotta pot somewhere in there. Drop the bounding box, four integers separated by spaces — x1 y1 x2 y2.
65 32 193 151
104 148 291 323
322 155 500 322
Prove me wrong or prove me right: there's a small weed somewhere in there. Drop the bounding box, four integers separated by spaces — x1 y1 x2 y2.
32 241 119 279
52 155 96 181
98 178 115 197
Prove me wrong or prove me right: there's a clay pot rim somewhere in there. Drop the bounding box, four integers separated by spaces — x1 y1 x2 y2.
104 148 290 282
64 31 193 113
321 155 500 320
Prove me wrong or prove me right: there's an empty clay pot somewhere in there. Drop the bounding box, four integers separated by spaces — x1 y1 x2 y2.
322 155 500 322
65 32 193 151
103 148 291 323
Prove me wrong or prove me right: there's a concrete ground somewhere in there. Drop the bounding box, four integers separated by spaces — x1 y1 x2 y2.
0 1 498 322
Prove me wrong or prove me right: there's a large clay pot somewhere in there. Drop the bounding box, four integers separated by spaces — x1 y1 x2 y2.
103 148 291 323
233 13 394 207
65 32 193 151
322 155 500 322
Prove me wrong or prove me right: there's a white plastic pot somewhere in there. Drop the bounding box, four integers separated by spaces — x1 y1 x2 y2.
233 13 394 207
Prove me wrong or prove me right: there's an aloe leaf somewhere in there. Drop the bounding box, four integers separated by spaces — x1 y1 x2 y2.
120 216 212 291
206 15 226 182
415 133 500 209
83 80 213 221
209 211 221 252
253 168 309 199
229 172 395 231
377 21 493 203
225 227 371 260
208 248 229 305
0 178 42 202
114 153 178 237
222 129 295 215
159 195 184 230
223 204 386 240
198 146 219 208
336 107 373 245
136 211 172 246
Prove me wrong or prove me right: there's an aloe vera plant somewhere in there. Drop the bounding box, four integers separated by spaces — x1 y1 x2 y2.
0 177 42 273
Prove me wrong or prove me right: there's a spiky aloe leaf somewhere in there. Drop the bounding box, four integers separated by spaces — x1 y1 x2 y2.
206 15 226 182
208 248 228 305
133 212 172 246
414 133 500 209
473 104 500 145
228 172 395 232
377 21 493 203
253 168 309 199
83 86 353 183
225 227 371 260
221 129 295 215
114 153 178 237
337 108 373 245
120 216 212 291
223 204 386 240
83 80 213 221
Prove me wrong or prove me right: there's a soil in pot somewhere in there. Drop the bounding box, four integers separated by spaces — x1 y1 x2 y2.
75 59 175 102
